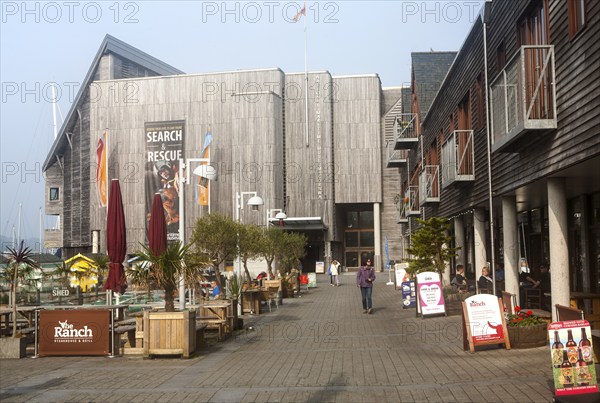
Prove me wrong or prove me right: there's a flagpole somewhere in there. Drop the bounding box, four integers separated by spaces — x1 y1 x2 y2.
303 1 309 148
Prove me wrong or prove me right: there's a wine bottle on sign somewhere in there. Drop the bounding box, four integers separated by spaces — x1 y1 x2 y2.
576 347 591 386
566 330 578 365
561 349 574 388
552 331 564 368
578 327 593 365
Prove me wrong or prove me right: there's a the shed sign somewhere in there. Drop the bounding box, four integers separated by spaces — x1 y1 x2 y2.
39 310 110 356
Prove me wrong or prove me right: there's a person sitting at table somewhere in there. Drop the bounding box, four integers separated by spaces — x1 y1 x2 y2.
478 266 494 293
210 280 221 300
451 264 468 292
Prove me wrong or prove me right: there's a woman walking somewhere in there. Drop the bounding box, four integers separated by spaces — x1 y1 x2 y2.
356 258 376 314
330 259 341 286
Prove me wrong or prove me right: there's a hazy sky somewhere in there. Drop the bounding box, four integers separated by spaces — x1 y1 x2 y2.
0 0 484 241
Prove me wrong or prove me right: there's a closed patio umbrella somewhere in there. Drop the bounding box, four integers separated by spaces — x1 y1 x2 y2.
148 193 167 256
105 179 128 295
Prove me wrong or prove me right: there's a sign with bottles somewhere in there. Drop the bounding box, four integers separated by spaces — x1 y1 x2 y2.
549 320 598 396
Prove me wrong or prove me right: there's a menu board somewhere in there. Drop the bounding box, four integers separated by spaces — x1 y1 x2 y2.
416 271 446 317
548 320 598 397
315 261 325 274
307 273 317 288
462 294 510 352
395 263 410 290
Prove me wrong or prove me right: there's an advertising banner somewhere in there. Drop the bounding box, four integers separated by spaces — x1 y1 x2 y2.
401 281 416 308
549 320 598 397
416 271 445 316
38 310 110 356
145 121 185 242
307 273 317 288
464 294 506 343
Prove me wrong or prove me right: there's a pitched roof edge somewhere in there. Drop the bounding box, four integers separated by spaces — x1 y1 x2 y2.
42 34 183 171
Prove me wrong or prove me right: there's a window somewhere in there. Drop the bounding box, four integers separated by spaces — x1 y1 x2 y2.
344 210 374 268
518 0 553 120
49 187 59 201
568 0 586 38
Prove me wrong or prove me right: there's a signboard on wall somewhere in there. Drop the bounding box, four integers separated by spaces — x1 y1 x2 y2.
145 121 185 242
38 310 110 356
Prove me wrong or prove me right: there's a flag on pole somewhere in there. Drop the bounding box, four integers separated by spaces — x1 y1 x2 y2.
96 130 108 207
293 1 306 22
196 130 213 206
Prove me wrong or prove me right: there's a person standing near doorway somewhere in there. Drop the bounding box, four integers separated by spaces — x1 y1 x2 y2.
356 258 376 314
330 259 341 286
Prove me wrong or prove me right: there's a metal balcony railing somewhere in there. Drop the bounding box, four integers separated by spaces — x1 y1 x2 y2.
406 186 420 216
490 45 557 152
395 198 408 223
441 130 474 188
386 140 409 167
419 165 440 205
393 114 418 149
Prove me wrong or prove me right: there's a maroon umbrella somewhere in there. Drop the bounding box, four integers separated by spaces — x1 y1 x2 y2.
148 193 167 256
105 179 128 294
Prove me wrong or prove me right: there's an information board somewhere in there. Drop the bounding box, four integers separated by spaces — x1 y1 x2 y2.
548 320 598 397
315 261 325 274
416 271 445 317
461 294 510 353
307 273 317 288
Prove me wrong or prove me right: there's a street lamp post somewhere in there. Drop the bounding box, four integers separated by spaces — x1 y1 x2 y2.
235 192 264 279
178 158 217 309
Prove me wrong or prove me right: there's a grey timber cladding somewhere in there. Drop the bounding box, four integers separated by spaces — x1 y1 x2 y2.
332 76 383 204
89 70 285 249
284 72 334 229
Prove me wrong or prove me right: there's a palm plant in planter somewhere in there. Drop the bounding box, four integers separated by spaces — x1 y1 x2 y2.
131 241 203 312
2 241 40 338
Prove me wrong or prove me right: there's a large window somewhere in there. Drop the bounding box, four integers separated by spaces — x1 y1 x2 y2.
344 210 374 268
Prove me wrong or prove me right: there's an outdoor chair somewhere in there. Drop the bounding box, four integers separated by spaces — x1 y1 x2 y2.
502 291 517 314
524 288 542 309
262 286 279 312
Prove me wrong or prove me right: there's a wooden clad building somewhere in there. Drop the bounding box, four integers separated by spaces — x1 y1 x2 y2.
394 0 600 311
43 35 398 273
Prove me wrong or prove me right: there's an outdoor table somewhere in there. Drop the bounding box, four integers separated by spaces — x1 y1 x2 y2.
193 303 231 339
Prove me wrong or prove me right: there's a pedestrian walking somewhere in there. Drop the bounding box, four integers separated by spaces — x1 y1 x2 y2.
330 259 341 286
356 258 376 313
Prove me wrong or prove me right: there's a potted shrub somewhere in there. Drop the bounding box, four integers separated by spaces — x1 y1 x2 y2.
130 241 205 358
0 241 40 358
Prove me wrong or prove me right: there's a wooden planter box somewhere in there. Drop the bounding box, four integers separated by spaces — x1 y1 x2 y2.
507 323 548 349
143 310 196 358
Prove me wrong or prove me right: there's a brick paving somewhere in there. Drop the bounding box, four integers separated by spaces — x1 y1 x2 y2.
0 273 574 402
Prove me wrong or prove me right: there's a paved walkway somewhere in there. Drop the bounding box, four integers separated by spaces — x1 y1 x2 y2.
0 274 564 402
